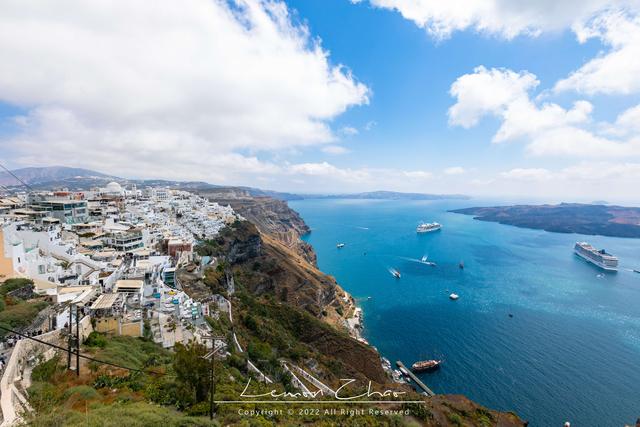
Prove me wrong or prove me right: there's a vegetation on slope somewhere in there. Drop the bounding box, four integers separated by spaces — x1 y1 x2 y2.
0 278 49 338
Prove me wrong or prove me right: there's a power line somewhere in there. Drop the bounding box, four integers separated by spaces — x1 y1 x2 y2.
0 325 164 375
0 161 33 192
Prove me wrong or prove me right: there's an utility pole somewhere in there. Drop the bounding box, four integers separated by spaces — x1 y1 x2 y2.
203 335 225 420
75 304 80 376
67 304 72 370
209 346 214 420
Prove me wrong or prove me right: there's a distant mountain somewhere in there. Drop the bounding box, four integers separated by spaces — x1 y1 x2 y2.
1 166 468 202
451 203 640 238
0 166 116 187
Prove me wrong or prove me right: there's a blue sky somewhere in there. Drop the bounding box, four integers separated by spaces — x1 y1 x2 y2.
287 0 600 168
0 0 639 201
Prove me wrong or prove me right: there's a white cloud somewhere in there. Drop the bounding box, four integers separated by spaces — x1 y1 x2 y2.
501 168 553 181
448 66 538 128
498 162 640 198
321 145 350 155
494 100 593 143
364 120 377 131
351 0 640 39
555 11 640 95
449 66 640 158
525 127 640 158
469 161 640 200
560 161 640 180
340 126 360 136
612 104 640 135
282 161 434 192
0 0 369 181
444 166 465 175
402 170 433 179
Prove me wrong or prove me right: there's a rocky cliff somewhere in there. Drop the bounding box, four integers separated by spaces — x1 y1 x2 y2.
198 188 317 265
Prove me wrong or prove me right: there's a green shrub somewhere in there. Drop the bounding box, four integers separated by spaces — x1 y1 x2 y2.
32 355 62 382
0 299 49 338
247 341 273 362
84 331 108 348
27 381 60 412
447 412 463 426
145 378 178 406
243 314 258 331
186 400 210 416
0 278 33 295
63 385 100 401
227 353 247 372
87 336 171 369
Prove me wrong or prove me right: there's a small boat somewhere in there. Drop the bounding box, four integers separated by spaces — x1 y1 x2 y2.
336 243 345 248
449 293 459 300
411 359 442 372
508 313 514 318
459 261 464 269
390 268 401 279
420 255 436 266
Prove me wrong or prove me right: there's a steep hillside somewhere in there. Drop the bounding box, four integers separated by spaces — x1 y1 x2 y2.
199 188 317 265
194 220 351 327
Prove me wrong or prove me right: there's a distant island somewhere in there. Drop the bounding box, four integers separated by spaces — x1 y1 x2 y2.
450 203 640 238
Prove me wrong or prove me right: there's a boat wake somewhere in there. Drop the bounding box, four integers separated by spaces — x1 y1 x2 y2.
402 255 437 267
388 268 401 278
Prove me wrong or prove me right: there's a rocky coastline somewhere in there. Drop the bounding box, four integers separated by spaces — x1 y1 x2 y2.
200 190 527 425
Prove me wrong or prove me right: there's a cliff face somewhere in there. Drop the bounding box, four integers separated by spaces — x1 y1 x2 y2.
212 220 262 264
194 218 389 386
199 188 316 265
203 219 352 326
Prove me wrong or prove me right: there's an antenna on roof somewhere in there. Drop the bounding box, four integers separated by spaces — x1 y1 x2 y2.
0 161 34 192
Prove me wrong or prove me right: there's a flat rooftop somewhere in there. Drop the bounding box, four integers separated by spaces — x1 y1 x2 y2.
90 293 121 310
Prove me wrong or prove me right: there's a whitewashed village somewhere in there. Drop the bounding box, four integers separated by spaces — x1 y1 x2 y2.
0 182 250 424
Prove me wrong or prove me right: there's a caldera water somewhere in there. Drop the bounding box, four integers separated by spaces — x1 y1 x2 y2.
291 198 640 426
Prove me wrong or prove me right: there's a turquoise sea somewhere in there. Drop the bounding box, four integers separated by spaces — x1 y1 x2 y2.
291 199 640 427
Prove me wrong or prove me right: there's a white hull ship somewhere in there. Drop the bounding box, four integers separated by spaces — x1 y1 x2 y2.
417 222 442 233
574 242 618 271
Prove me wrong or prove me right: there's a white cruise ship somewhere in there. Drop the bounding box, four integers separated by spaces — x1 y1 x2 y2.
417 222 442 233
574 242 619 271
